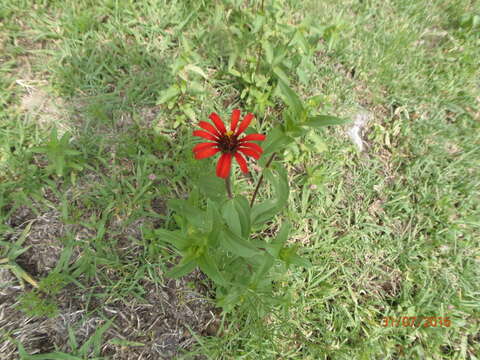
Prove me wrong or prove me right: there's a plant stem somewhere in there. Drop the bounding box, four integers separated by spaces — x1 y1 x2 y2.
225 173 233 199
250 152 276 207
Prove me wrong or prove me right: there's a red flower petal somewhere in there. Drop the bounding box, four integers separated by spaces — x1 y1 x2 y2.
230 109 241 132
194 147 220 159
209 112 227 134
216 153 233 178
239 142 263 155
235 113 254 136
238 147 260 160
239 133 266 142
234 152 249 173
193 142 216 152
193 130 218 141
198 121 220 137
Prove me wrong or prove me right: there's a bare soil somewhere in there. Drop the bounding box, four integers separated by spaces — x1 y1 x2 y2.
1 205 217 359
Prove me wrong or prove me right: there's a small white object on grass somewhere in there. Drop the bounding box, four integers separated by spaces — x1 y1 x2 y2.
347 111 373 152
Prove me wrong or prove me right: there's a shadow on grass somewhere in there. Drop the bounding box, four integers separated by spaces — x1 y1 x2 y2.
0 24 220 360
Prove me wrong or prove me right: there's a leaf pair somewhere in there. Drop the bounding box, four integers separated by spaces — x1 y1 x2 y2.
251 165 289 227
276 80 350 131
222 197 251 238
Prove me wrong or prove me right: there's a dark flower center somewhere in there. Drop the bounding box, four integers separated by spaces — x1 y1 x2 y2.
217 132 239 153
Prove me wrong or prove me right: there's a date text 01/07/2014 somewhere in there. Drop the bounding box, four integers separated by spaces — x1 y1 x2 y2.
381 317 451 328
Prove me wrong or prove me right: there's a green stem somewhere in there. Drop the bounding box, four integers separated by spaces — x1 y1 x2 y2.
250 152 276 207
225 173 233 199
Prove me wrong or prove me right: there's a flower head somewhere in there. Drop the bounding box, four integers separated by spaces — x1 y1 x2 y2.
193 109 266 178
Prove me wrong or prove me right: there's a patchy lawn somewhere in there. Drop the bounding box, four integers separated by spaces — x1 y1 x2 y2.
1 0 479 358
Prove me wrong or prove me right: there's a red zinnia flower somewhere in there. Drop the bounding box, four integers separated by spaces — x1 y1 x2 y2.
193 109 266 178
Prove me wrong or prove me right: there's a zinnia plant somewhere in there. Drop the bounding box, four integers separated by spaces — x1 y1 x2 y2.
157 100 346 314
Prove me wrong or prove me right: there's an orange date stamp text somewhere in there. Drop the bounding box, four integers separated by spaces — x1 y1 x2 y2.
381 316 451 328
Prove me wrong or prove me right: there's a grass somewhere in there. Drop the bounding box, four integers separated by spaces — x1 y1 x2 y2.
1 0 479 359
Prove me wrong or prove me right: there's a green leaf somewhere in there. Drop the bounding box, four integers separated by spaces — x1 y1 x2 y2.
269 165 289 210
189 80 204 94
181 104 196 121
228 52 238 70
272 45 287 67
277 81 304 115
184 64 208 79
206 199 223 240
289 253 312 268
252 165 289 225
262 41 274 64
168 199 208 231
280 245 312 268
217 287 243 312
262 126 294 157
251 253 275 285
292 29 309 53
197 254 226 285
157 85 180 105
197 175 226 202
234 196 251 238
228 68 242 77
171 56 187 75
221 230 260 258
223 199 242 237
252 14 265 33
304 115 349 128
307 131 328 153
267 221 291 258
155 229 189 251
307 167 325 186
251 199 278 227
222 197 251 238
166 259 197 278
284 111 305 137
272 66 290 85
